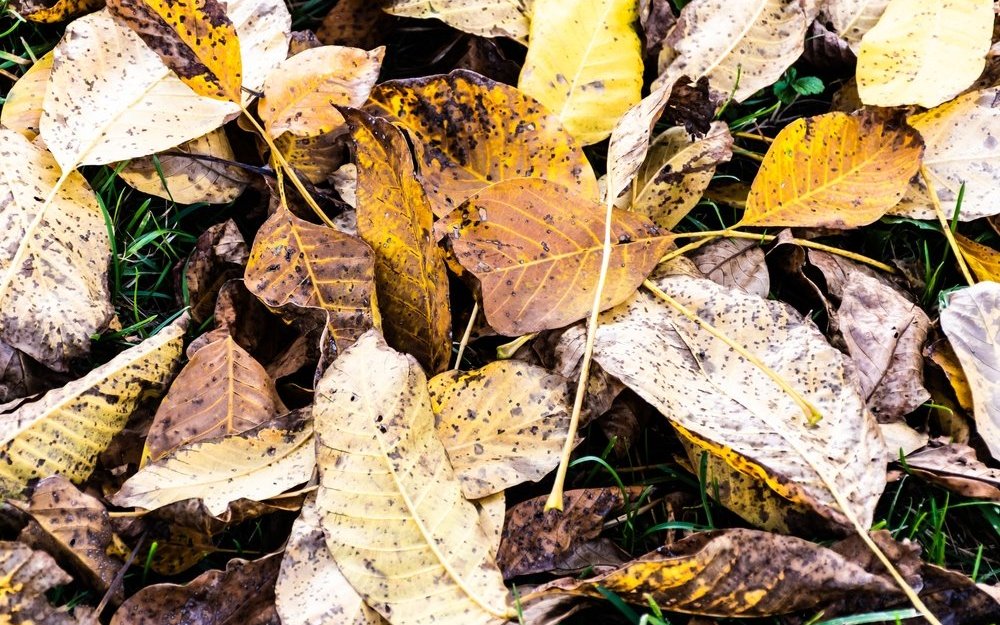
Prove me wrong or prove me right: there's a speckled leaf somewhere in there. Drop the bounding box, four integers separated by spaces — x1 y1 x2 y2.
427 360 571 499
276 493 386 625
260 45 384 138
742 112 923 228
143 334 282 462
439 177 673 335
9 0 102 23
114 416 314 516
228 0 291 100
589 275 887 529
383 0 529 42
474 492 505 559
956 234 1000 283
689 238 769 298
274 130 344 186
518 0 643 145
891 88 1000 221
244 206 376 356
820 0 889 53
539 529 896 616
366 70 598 216
660 0 811 103
0 316 185 497
0 129 112 371
856 0 992 108
314 331 512 625
940 282 1000 461
0 52 52 139
106 0 243 102
604 78 675 201
119 129 249 204
0 542 85 625
347 110 452 374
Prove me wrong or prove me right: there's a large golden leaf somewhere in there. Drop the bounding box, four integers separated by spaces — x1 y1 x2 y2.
439 178 673 335
245 206 376 355
0 317 185 497
940 282 1000 461
367 70 599 215
348 109 452 374
660 0 811 103
143 334 283 461
106 0 243 102
314 331 512 625
588 275 887 530
517 0 642 145
742 112 923 228
0 52 52 140
0 130 112 371
383 0 529 42
856 0 992 108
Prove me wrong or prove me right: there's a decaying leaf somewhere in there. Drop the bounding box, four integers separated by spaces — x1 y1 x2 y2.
956 234 1000 283
0 541 92 625
0 52 53 139
689 238 769 299
903 439 1000 502
0 129 113 370
428 360 571 498
177 220 250 324
940 282 1000 460
144 334 282 461
518 0 643 144
474 492 505 559
604 78 676 201
856 0 993 108
538 528 896 616
314 331 512 625
589 275 887 529
383 0 529 43
348 109 452 374
316 0 389 49
0 316 185 497
742 111 923 228
9 0 102 23
821 0 890 52
440 177 673 335
366 70 599 215
276 493 385 625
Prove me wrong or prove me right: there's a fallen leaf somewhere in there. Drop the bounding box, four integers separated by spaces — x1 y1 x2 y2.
518 0 643 144
0 316 185 497
589 275 887 529
9 0 102 22
856 0 992 108
956 233 1000 283
903 438 1000 502
314 330 512 625
440 177 673 335
742 111 923 228
820 0 889 53
110 553 281 625
273 130 345 186
0 129 113 370
689 238 769 298
0 51 52 139
0 342 60 404
879 422 928 459
925 337 975 412
176 220 250 324
474 492 505 559
315 0 389 49
347 109 453 374
384 0 529 43
604 78 676 201
366 69 599 216
226 0 291 102
497 487 637 578
428 360 571 498
640 0 676 57
0 541 90 625
940 282 1000 460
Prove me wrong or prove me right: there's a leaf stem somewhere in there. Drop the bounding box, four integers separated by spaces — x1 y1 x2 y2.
733 131 773 143
920 166 975 286
453 301 477 370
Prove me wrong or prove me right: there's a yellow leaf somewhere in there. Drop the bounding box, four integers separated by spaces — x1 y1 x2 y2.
106 0 243 102
0 129 112 370
518 0 643 144
742 111 923 228
383 0 529 42
314 331 512 625
955 233 1000 283
820 0 890 53
0 52 52 140
347 109 452 374
366 69 598 215
0 316 185 497
9 0 102 23
274 130 344 186
259 45 384 138
856 0 993 108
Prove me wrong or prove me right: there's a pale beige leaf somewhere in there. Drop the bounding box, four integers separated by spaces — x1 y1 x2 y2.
428 361 571 499
605 77 674 200
229 0 292 101
904 438 1000 501
856 0 992 108
383 0 529 42
0 129 112 370
689 237 768 298
276 493 386 625
113 418 314 516
820 0 889 53
0 542 82 625
314 330 512 625
474 492 505 559
0 316 185 497
0 52 52 140
588 275 887 529
118 129 249 204
940 282 1000 461
891 87 1000 221
661 0 811 102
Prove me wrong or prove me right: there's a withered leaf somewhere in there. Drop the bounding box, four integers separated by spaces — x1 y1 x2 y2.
178 219 250 324
9 0 102 23
689 238 769 299
903 439 1000 502
0 541 93 625
383 0 529 43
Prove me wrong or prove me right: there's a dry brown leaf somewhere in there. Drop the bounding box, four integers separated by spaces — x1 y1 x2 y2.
314 330 512 625
956 233 1000 283
0 52 52 139
427 360 571 498
903 439 1000 502
315 0 389 49
384 0 529 43
0 342 59 404
177 220 250 324
689 238 769 298
0 541 93 625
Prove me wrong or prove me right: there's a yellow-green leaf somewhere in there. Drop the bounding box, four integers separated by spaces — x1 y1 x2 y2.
518 0 642 144
366 69 598 215
742 112 923 228
347 109 452 374
0 317 185 497
856 0 993 108
314 331 512 625
383 0 529 43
